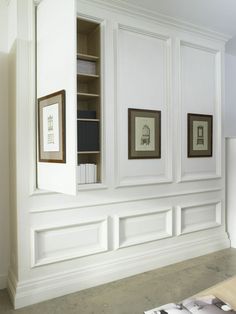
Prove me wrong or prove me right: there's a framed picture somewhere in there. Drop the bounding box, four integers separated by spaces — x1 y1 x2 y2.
128 108 161 159
38 90 66 163
188 113 213 158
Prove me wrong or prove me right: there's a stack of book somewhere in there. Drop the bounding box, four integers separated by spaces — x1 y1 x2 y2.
77 163 97 184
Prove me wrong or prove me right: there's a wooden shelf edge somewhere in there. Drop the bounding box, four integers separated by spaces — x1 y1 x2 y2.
77 118 100 122
78 151 100 154
77 92 100 98
77 53 99 61
78 73 99 79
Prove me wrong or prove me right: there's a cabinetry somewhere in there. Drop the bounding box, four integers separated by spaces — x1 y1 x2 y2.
77 19 101 184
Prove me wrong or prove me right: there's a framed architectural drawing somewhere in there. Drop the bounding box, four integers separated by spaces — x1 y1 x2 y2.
188 113 213 158
38 90 66 163
128 108 161 159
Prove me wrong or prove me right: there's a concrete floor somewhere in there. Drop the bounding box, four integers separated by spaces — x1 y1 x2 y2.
1 248 236 314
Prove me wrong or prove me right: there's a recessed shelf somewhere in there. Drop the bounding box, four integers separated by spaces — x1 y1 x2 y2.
77 53 99 61
78 151 100 154
78 73 99 82
77 118 100 122
77 18 101 186
77 92 100 100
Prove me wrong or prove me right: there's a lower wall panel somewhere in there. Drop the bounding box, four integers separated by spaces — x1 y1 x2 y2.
114 208 173 249
10 229 229 309
32 218 108 267
177 201 222 235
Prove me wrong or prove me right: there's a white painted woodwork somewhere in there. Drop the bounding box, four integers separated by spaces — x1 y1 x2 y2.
225 54 236 137
7 0 229 309
226 138 236 248
0 0 9 290
179 41 222 181
32 218 108 266
116 25 172 186
37 0 77 195
114 208 173 249
177 201 222 235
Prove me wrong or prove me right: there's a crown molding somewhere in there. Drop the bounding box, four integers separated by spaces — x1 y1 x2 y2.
79 0 231 43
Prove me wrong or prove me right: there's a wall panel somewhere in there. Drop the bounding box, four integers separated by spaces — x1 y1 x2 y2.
114 208 173 249
32 218 108 267
177 201 222 235
178 41 222 181
115 25 172 187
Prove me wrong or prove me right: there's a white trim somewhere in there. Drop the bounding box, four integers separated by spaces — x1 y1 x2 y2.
11 232 229 309
29 187 222 213
79 0 231 43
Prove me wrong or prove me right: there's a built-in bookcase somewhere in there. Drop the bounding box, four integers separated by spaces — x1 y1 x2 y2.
77 18 101 184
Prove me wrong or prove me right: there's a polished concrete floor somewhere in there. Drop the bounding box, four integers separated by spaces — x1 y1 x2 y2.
1 248 236 314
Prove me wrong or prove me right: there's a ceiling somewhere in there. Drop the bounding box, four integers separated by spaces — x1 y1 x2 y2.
118 0 236 54
122 0 236 36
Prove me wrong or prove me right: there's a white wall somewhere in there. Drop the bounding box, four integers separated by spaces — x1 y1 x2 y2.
225 42 236 247
225 53 236 137
0 0 9 290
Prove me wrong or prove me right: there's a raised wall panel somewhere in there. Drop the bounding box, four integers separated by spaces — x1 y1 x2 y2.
115 25 172 187
177 201 222 235
114 208 173 249
178 41 222 181
32 218 108 267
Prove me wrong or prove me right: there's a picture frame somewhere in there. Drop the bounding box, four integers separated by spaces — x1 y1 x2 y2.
38 90 66 163
187 113 213 158
128 108 161 159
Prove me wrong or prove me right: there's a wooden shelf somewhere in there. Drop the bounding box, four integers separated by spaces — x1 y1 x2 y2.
77 92 99 100
78 151 100 154
78 73 99 82
77 118 100 122
77 53 99 61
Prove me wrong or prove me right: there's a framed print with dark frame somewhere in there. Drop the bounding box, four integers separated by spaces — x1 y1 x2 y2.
188 113 213 158
38 90 66 163
128 108 161 159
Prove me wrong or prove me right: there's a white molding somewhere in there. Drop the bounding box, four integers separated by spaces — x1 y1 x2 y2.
177 40 222 182
179 173 222 183
114 208 173 249
31 218 108 267
10 232 229 309
29 187 222 213
114 23 173 187
7 269 17 307
0 274 7 289
176 200 222 236
78 0 231 43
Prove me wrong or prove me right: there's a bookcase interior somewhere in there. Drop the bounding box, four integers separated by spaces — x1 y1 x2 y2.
77 18 101 185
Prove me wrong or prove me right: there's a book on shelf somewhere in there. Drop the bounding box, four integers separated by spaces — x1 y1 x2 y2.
77 120 99 152
77 163 97 184
77 110 96 119
77 59 97 75
144 295 235 314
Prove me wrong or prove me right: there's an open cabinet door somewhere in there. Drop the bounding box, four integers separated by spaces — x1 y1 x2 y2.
37 0 77 195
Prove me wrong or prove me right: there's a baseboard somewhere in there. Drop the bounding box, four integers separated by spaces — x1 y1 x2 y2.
10 232 230 309
0 274 7 290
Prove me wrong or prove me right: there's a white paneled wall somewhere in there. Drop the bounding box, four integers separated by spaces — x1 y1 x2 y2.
0 0 9 290
179 42 221 181
116 26 172 186
8 0 229 309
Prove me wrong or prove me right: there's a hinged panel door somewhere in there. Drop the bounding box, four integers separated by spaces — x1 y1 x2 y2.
37 0 77 195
